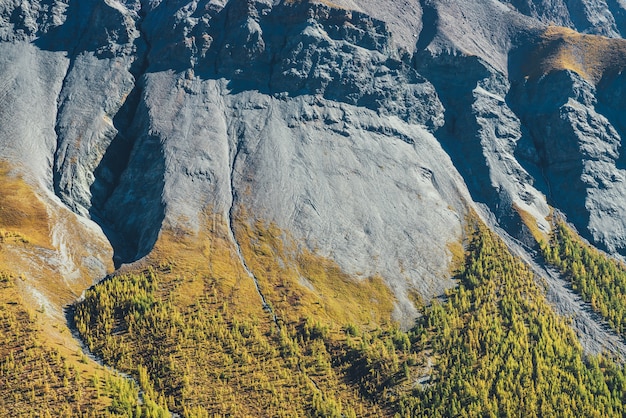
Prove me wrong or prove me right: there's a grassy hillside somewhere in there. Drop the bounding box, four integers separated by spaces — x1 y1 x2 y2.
523 26 626 84
0 163 50 247
73 214 626 417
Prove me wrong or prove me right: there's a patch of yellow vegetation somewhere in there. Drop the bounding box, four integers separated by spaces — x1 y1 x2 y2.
523 26 626 84
0 162 79 311
233 210 396 330
513 203 549 243
147 211 265 318
0 161 113 315
150 208 397 330
0 161 50 247
446 240 465 274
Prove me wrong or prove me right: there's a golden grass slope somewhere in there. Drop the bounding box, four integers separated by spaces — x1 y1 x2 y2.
523 26 626 84
233 211 397 329
0 161 143 416
144 211 267 319
0 271 145 417
0 160 114 309
0 162 50 247
146 207 398 330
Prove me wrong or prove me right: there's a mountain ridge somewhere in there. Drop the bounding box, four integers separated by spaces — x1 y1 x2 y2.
4 0 626 332
4 1 626 414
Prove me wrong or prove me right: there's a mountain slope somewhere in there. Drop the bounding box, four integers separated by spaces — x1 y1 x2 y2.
3 0 626 414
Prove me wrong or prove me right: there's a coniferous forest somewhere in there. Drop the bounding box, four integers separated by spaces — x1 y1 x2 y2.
3 207 626 416
61 219 626 417
543 222 626 337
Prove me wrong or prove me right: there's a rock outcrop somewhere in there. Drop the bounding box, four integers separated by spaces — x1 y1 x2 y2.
2 0 626 347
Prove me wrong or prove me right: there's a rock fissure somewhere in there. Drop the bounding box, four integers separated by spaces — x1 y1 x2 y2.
415 0 438 52
51 51 84 207
227 141 279 328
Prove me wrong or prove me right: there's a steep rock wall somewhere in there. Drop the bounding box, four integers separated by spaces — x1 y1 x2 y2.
3 0 626 335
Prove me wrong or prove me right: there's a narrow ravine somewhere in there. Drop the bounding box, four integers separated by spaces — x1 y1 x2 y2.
225 210 279 327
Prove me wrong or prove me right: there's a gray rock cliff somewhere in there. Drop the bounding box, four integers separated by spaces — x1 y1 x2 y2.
3 0 626 348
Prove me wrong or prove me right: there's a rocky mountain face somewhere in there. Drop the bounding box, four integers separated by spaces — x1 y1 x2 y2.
2 0 626 351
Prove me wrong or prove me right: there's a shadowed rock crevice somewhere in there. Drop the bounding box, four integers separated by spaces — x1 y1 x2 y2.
97 130 166 267
413 53 500 212
30 0 163 266
88 85 150 267
606 0 626 36
595 71 626 172
88 3 159 267
507 69 616 253
415 0 438 51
